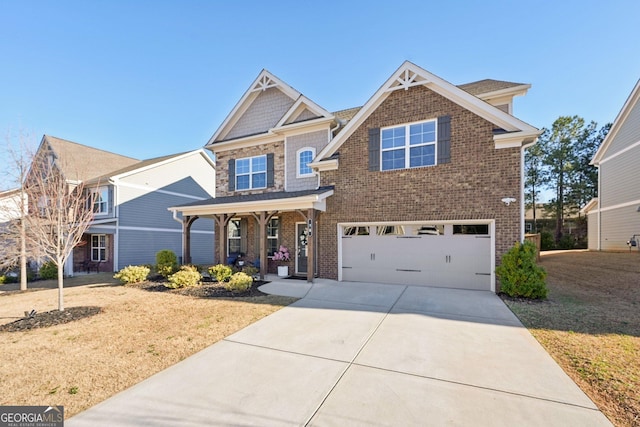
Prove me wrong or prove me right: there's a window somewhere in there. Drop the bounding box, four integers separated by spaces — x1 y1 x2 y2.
381 119 437 171
343 226 370 236
236 155 266 190
453 224 489 235
297 148 315 177
415 225 444 235
90 187 109 215
91 234 107 261
267 217 279 255
228 219 242 254
376 225 405 236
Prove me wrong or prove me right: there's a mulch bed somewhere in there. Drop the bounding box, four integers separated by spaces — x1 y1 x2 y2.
127 279 269 298
0 306 102 332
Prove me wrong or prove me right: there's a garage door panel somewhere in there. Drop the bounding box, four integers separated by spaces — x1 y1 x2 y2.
340 223 492 290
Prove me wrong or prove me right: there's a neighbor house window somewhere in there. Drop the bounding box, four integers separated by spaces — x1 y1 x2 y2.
267 217 279 255
235 155 266 190
228 219 242 254
91 234 107 261
297 148 315 177
90 187 109 215
381 119 437 171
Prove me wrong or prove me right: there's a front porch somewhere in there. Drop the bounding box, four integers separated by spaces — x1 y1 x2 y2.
170 187 334 282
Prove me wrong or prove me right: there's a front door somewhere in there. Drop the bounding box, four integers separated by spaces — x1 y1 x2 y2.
296 223 308 275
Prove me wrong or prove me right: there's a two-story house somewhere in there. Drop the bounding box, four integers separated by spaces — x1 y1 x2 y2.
33 135 216 275
171 61 539 292
584 78 640 251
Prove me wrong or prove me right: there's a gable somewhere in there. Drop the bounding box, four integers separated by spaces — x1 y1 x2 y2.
593 79 640 165
224 88 296 140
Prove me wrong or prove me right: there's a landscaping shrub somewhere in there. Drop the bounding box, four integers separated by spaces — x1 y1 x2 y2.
113 265 150 284
166 265 201 289
209 264 233 283
39 261 58 280
558 235 576 250
224 272 253 293
242 265 259 278
540 231 555 251
156 249 178 278
496 240 548 299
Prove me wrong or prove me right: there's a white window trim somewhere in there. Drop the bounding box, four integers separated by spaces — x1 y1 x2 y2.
91 234 107 262
236 155 267 191
296 147 316 178
380 118 438 171
267 217 279 257
90 186 109 216
227 218 242 256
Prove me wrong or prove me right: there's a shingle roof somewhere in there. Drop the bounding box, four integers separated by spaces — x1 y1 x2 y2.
457 79 527 96
44 135 139 182
176 186 335 209
84 151 193 184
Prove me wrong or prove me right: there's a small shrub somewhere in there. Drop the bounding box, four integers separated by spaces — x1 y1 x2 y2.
242 265 259 278
114 265 150 284
166 265 202 289
39 261 58 280
496 241 548 299
209 264 233 283
558 235 576 250
540 231 555 251
156 249 178 278
224 272 253 293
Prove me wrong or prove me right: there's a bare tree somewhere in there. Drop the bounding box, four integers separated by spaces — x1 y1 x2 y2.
1 130 36 290
24 149 95 311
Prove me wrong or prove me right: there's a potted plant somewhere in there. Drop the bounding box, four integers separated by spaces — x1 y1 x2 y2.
273 245 290 277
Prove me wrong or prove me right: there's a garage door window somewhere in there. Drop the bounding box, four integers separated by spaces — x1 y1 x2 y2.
343 226 370 236
376 225 405 236
414 225 444 235
453 224 489 235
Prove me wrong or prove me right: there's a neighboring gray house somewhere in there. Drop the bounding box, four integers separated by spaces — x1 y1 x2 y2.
584 79 640 250
34 136 216 274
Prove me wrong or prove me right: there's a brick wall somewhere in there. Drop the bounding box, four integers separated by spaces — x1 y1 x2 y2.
317 85 521 280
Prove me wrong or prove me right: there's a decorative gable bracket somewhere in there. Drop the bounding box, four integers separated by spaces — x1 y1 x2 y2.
251 74 279 92
387 69 430 92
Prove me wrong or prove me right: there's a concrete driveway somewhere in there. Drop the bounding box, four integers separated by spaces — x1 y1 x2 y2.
67 279 611 426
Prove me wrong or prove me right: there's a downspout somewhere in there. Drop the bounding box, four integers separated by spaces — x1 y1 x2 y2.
170 208 185 263
597 165 601 250
109 179 119 271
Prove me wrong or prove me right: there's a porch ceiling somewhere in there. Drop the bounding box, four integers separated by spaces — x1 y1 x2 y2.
169 186 334 217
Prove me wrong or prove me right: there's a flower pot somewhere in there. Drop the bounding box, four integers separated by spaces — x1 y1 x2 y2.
277 265 289 277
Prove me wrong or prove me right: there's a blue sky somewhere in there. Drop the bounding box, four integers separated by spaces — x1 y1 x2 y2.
2 0 639 162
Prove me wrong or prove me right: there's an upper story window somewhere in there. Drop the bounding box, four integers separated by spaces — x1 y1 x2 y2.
381 119 437 171
236 155 266 190
297 148 315 178
90 187 109 215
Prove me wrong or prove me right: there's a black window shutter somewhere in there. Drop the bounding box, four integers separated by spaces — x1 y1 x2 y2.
437 115 451 164
266 153 275 187
228 159 235 191
368 128 380 171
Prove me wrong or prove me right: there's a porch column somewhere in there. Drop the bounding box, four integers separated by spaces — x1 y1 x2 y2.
251 211 277 281
182 215 198 265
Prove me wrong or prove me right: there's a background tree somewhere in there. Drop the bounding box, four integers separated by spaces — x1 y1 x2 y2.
524 142 546 233
24 149 95 311
533 116 610 245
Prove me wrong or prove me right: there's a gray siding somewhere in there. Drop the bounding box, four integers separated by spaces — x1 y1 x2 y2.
600 205 640 251
226 88 295 140
290 108 319 123
285 130 329 191
607 98 640 156
600 145 640 207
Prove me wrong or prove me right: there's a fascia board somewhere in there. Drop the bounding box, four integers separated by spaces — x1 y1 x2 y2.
169 190 334 216
580 197 599 214
275 96 333 128
272 118 334 137
309 158 338 171
591 79 640 165
206 132 282 153
493 130 542 148
111 150 210 181
475 84 531 101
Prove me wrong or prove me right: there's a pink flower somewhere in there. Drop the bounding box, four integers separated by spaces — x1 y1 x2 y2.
273 245 290 261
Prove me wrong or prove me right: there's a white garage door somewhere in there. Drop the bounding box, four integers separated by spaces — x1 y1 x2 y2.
340 223 492 291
